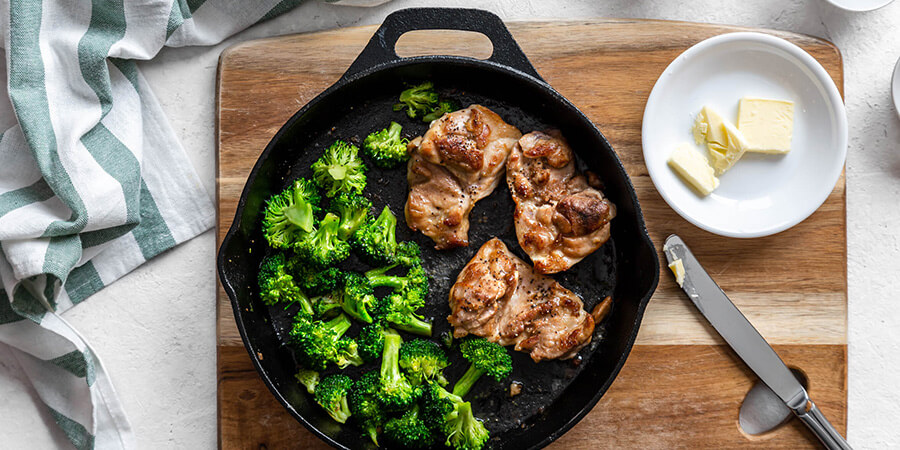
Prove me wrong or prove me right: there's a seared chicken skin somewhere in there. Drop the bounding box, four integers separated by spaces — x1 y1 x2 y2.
405 105 521 249
448 238 595 362
506 131 616 274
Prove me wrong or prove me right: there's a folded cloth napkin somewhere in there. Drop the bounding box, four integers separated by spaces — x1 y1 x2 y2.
0 0 388 448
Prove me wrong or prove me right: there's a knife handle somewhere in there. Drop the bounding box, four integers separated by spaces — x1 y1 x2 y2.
795 401 852 450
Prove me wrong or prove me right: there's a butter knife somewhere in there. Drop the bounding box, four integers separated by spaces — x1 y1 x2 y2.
663 234 850 450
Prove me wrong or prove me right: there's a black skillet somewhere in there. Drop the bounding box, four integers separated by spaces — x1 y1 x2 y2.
216 7 659 449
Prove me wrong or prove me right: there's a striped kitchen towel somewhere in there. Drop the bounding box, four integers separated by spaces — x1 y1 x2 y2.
0 0 389 448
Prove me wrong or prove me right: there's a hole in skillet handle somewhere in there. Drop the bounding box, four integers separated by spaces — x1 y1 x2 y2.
395 30 494 60
340 7 544 82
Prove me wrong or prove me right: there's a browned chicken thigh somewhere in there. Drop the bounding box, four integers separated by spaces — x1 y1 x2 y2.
506 131 616 274
405 105 521 249
448 238 595 362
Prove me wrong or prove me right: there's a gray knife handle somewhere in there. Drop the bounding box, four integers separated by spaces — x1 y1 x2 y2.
795 401 852 450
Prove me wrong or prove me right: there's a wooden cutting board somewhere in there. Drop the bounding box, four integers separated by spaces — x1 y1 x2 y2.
216 18 846 449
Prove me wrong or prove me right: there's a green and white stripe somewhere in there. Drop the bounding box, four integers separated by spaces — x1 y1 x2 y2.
0 0 387 447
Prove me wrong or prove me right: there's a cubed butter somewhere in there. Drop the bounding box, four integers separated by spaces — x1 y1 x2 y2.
668 259 685 287
737 97 794 154
668 142 720 196
692 105 749 175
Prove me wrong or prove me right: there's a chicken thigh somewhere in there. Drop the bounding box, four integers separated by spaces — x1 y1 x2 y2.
405 105 521 249
506 131 616 274
448 238 595 362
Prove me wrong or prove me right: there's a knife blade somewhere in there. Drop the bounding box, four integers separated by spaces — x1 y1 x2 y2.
663 234 850 450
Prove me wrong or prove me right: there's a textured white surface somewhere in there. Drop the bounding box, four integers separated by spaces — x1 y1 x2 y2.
1 0 898 448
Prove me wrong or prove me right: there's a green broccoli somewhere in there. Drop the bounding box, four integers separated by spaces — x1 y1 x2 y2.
363 122 410 168
384 405 434 449
393 82 440 119
313 293 342 318
329 192 372 240
367 264 432 336
258 253 314 315
295 212 350 267
314 374 353 424
357 323 387 363
420 382 490 450
351 205 399 265
377 329 418 412
399 339 449 386
348 371 386 446
336 272 377 323
452 337 513 398
262 178 320 249
422 99 457 122
395 241 422 268
289 313 362 370
295 368 320 394
312 140 367 197
373 292 432 337
365 264 429 297
293 265 345 297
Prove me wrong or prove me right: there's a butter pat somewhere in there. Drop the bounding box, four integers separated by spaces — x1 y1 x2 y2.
692 106 749 175
737 97 794 154
668 259 685 287
668 142 719 196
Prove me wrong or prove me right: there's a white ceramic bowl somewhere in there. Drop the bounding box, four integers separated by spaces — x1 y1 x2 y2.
642 32 847 238
823 0 894 12
893 56 900 119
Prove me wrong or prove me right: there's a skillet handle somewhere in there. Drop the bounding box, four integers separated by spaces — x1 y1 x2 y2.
341 7 543 82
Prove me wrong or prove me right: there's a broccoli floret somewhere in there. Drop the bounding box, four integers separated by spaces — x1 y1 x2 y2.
377 330 418 412
329 192 372 240
312 140 367 197
395 241 422 268
384 405 434 449
357 323 387 363
365 264 429 297
373 292 432 337
368 265 432 336
313 293 342 318
294 265 345 297
452 337 513 398
262 178 320 249
314 374 353 424
399 339 449 386
393 82 440 119
348 371 386 446
351 205 399 265
295 212 350 267
422 99 457 122
363 122 410 168
334 338 365 368
295 368 320 394
336 272 377 323
421 382 490 450
289 313 362 370
258 253 314 315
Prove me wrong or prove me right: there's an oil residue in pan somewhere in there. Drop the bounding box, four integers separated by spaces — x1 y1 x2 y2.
262 86 617 438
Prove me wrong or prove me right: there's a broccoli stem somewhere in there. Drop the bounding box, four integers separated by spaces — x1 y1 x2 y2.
393 316 433 337
452 364 485 398
291 289 315 316
381 331 403 383
285 189 315 232
387 121 402 141
327 313 353 339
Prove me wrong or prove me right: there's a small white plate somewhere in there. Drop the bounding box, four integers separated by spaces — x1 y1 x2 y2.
642 32 847 238
893 57 900 119
823 0 894 11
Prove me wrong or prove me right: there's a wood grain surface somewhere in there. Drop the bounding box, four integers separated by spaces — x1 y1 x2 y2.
217 18 846 448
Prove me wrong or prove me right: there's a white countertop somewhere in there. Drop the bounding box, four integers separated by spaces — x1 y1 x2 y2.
2 0 898 448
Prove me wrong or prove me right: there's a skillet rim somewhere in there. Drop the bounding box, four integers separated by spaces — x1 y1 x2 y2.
216 54 660 449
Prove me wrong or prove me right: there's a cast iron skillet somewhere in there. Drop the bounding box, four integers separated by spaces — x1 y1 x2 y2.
217 8 659 449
